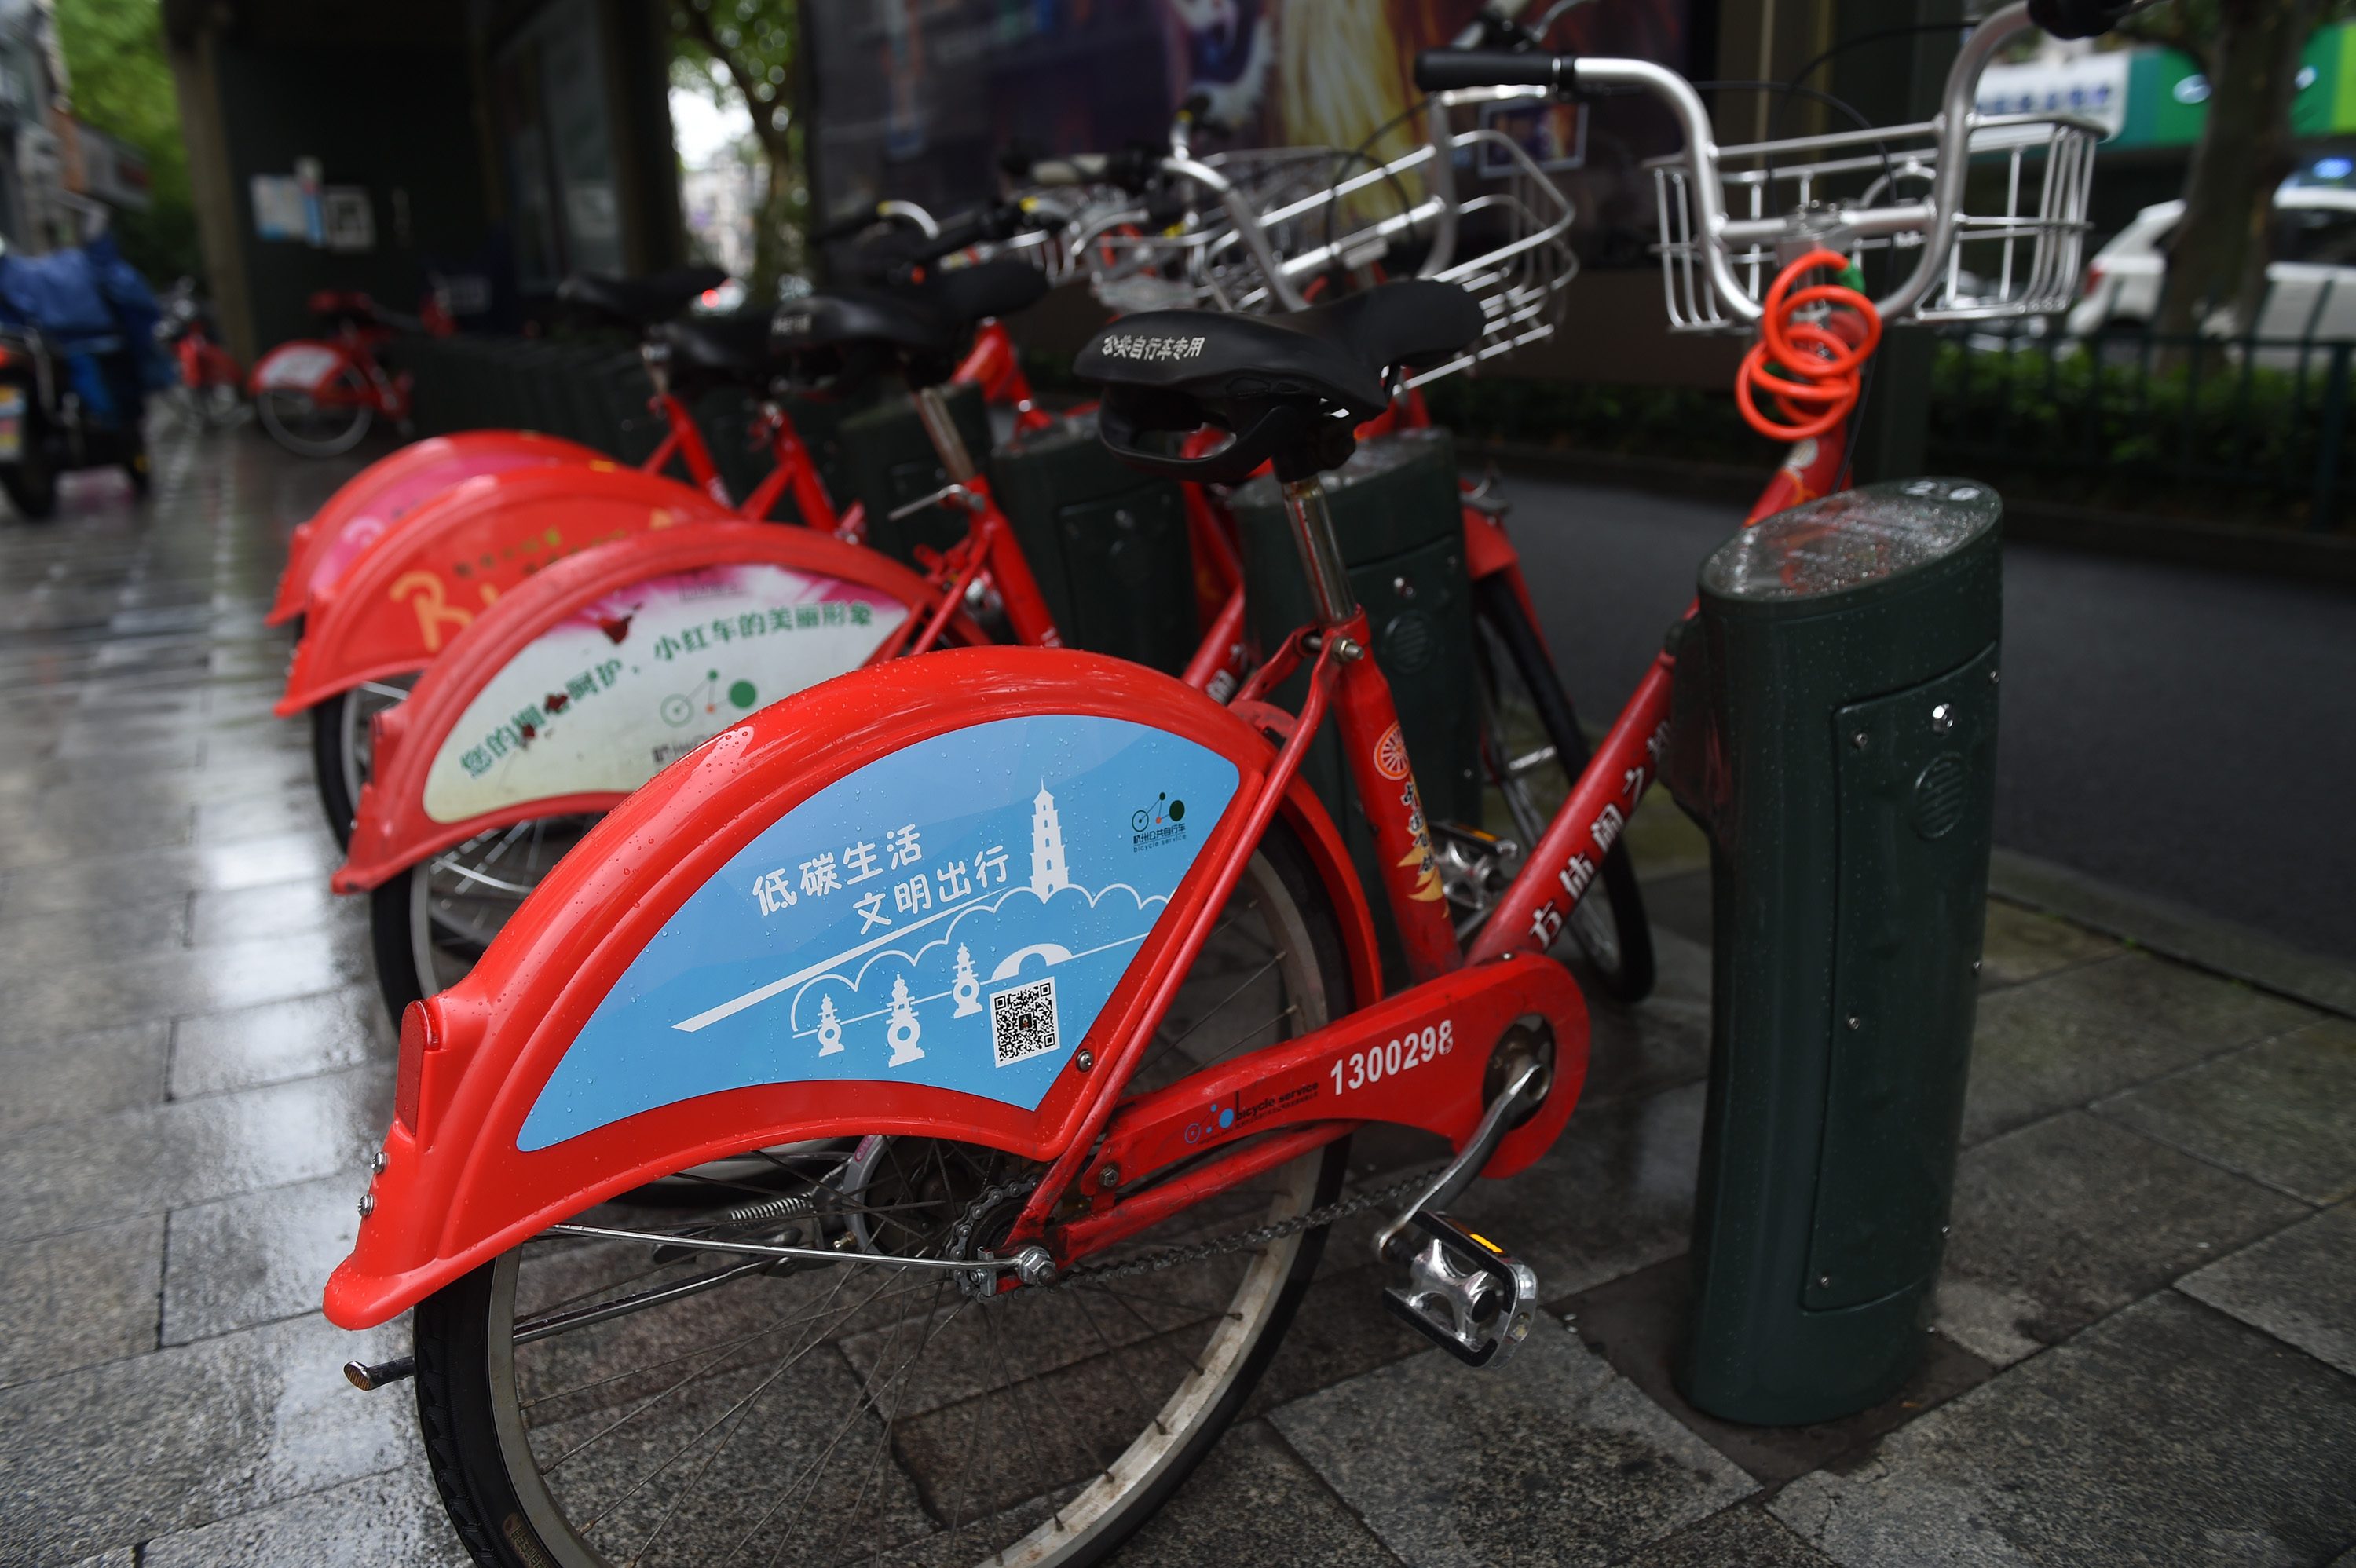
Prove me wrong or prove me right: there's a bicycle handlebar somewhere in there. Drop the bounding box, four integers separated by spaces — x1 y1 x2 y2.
1410 49 1568 93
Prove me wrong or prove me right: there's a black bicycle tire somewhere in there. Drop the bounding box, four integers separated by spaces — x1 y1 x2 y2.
408 819 1356 1568
1472 573 1657 1003
311 693 359 850
369 873 426 1029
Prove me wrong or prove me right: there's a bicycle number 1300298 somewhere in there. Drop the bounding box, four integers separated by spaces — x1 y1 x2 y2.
1331 1022 1453 1095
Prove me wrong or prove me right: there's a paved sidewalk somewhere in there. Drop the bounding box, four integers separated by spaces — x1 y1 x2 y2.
1 429 2351 1566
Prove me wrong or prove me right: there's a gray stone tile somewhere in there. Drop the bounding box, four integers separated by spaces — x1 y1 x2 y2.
140 1457 471 1568
0 1063 392 1242
1620 1504 1838 1568
1246 1259 1433 1420
1562 1258 1996 1487
1772 1292 2356 1568
0 831 338 920
188 875 363 950
1111 1420 1400 1567
1448 1080 1704 1306
163 1172 364 1344
0 1311 412 1564
1962 952 2317 1146
0 1215 163 1387
0 928 368 1047
0 898 188 975
193 787 328 846
1271 1322 1754 1568
170 985 391 1098
0 1020 170 1135
1938 1111 2308 1359
65 1550 135 1567
1977 897 2119 989
1578 925 1712 1108
2179 1202 2356 1378
2097 1018 2356 1205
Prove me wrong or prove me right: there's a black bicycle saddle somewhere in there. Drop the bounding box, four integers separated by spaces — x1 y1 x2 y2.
771 260 1050 388
658 312 789 391
1076 280 1487 483
558 265 728 328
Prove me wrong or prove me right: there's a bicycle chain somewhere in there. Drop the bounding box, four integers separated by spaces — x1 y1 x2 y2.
1051 1164 1443 1288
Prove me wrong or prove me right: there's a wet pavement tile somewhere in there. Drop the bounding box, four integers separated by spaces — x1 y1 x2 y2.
1577 926 1712 1108
0 927 368 1047
1449 1080 1705 1305
1976 897 2119 988
1619 1503 1839 1567
188 875 361 950
2178 1202 2356 1378
1112 1419 1399 1567
1270 1322 1754 1568
1245 1259 1431 1420
1939 1110 2308 1360
1961 952 2317 1146
138 1459 473 1568
2095 1017 2356 1205
1560 1257 1996 1488
1769 1292 2356 1567
169 984 390 1098
1635 867 1711 949
0 899 190 976
192 787 331 846
0 1063 392 1242
0 831 338 920
0 1310 412 1564
163 1172 364 1345
0 1215 163 1388
0 1020 170 1135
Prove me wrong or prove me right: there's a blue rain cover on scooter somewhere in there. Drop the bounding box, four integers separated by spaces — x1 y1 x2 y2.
0 245 119 347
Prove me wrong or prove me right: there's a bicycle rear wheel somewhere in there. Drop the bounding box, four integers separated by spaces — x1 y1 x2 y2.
311 678 414 849
412 824 1353 1567
370 813 602 1025
258 367 373 457
1470 574 1656 1003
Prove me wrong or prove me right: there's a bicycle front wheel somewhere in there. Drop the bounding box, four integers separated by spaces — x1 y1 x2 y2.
1470 573 1656 1003
311 678 414 848
412 828 1354 1567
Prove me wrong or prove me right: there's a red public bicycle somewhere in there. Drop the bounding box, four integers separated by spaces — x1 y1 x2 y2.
249 290 440 457
324 5 2113 1561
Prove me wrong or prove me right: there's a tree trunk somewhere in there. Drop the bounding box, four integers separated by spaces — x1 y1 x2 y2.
2158 0 2317 337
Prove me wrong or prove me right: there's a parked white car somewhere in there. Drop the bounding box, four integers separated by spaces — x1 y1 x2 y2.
2067 184 2356 347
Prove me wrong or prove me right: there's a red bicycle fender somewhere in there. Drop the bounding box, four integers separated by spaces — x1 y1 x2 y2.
268 432 605 626
275 466 734 716
333 522 963 892
324 649 1376 1329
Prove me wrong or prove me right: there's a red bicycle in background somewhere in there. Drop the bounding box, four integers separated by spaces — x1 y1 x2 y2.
250 289 444 457
156 277 243 429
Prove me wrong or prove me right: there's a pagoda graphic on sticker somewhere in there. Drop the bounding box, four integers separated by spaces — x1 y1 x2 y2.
517 714 1242 1147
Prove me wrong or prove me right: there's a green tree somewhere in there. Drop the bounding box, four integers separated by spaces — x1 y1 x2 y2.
671 0 805 299
55 0 199 280
2119 0 2356 338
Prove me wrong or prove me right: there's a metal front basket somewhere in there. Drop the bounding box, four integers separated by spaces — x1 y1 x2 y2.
1074 89 1578 382
1651 112 2102 334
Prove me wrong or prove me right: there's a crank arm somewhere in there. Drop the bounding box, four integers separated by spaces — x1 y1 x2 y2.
1374 1055 1545 1264
887 482 981 521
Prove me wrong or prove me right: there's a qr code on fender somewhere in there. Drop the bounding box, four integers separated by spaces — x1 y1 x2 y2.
990 977 1059 1066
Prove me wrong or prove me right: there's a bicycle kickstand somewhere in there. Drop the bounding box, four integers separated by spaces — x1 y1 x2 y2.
1374 1058 1547 1369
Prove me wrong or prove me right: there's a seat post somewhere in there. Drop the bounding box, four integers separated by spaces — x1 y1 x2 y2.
913 383 981 484
1280 475 1359 626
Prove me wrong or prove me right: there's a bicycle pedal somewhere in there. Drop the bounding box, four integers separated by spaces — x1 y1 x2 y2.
1381 1211 1538 1369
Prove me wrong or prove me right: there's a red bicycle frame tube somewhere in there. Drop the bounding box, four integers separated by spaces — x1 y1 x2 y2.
956 320 1054 433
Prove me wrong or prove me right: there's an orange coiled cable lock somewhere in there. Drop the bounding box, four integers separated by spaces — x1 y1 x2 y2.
1735 248 1884 441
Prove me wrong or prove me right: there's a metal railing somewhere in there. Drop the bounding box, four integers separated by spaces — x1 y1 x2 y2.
1930 324 2356 531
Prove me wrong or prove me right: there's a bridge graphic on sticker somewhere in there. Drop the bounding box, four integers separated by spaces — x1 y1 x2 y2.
518 715 1240 1150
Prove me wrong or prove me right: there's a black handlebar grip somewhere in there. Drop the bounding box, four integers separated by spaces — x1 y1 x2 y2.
2026 0 2138 38
1412 48 1565 93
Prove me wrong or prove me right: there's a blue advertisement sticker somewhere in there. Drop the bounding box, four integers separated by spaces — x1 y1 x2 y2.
520 714 1240 1150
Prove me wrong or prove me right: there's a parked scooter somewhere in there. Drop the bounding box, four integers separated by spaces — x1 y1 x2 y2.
0 234 166 518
